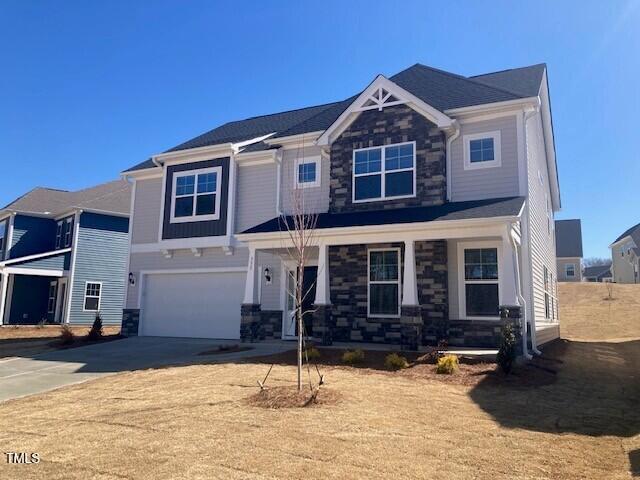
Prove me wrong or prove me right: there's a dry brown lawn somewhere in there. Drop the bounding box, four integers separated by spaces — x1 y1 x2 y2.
0 284 638 479
0 325 121 358
559 282 640 341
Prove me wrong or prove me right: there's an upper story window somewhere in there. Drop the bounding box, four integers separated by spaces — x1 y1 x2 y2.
0 220 6 260
565 263 576 278
170 167 221 223
463 131 501 170
55 217 74 249
353 141 415 203
294 157 321 189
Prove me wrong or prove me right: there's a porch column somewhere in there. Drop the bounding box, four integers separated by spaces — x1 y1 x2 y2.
313 242 333 345
402 240 418 306
401 240 422 351
241 247 261 342
0 272 8 325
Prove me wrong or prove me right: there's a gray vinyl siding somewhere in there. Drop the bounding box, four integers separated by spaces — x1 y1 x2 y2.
525 109 558 324
11 251 71 271
557 257 582 282
280 146 330 215
450 115 520 202
131 177 162 244
611 243 639 283
126 247 249 309
68 213 129 325
235 163 278 233
256 251 282 310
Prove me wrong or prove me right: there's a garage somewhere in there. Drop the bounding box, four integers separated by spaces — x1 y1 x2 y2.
140 271 245 339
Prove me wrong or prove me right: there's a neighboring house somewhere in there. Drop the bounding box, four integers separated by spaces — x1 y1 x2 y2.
122 62 561 356
610 222 640 284
555 219 583 282
583 264 613 283
0 180 131 325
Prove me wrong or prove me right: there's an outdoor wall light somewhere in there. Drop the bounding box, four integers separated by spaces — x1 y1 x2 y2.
128 272 136 286
263 267 272 285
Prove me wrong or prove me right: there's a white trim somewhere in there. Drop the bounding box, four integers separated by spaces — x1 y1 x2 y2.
4 267 64 277
352 141 417 203
367 247 401 318
463 131 502 170
157 163 168 242
55 277 68 323
123 178 136 310
2 273 14 324
265 131 323 149
0 248 71 266
0 273 8 325
121 168 163 181
64 211 82 324
130 235 236 253
82 281 103 312
294 155 321 189
226 154 237 241
565 263 576 278
609 235 633 249
169 166 222 224
47 280 58 315
317 75 453 145
457 240 503 321
444 96 540 117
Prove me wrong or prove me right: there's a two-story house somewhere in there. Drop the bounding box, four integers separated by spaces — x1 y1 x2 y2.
0 180 131 326
610 222 640 284
555 219 583 282
121 63 561 357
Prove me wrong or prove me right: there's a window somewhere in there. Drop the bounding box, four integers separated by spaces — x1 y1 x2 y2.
55 221 63 249
64 217 73 247
0 220 6 260
544 266 550 318
353 142 415 202
294 157 320 188
83 282 102 311
368 249 400 317
170 167 221 223
47 282 57 314
565 263 576 278
543 267 557 321
462 246 499 317
463 131 501 170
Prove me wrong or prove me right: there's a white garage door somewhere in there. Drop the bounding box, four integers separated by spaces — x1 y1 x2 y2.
141 271 244 339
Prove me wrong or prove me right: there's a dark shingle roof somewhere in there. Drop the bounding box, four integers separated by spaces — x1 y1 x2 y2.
613 222 640 245
583 264 612 279
1 180 131 217
125 63 546 172
555 219 583 258
242 197 525 234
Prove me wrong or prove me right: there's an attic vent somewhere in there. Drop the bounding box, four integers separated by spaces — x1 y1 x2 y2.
357 86 405 112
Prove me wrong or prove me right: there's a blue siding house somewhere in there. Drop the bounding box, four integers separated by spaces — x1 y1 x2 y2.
0 180 131 326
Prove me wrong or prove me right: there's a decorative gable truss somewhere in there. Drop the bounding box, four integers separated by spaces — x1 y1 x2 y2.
317 75 454 145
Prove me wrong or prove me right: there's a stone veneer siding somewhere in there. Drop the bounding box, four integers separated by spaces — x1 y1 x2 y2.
121 309 140 337
240 304 283 342
328 241 448 344
329 104 446 213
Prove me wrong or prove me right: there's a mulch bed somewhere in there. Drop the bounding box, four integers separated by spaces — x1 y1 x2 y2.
246 385 341 409
248 347 558 388
51 334 123 350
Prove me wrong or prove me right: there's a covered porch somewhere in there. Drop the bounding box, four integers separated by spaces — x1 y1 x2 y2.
0 249 71 325
236 197 531 354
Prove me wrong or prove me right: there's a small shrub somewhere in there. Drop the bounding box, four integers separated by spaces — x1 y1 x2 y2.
435 354 459 374
497 323 517 374
60 325 75 345
87 314 103 341
37 319 46 328
341 349 365 365
384 352 409 370
305 346 321 361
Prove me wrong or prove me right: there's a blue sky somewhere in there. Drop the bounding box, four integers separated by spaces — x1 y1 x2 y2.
1 0 638 258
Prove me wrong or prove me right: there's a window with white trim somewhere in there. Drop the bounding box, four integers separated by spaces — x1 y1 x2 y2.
47 281 57 314
565 263 576 278
463 248 499 317
64 217 73 247
368 249 401 317
353 142 415 202
55 220 63 249
294 157 320 188
463 131 501 170
543 266 557 320
170 167 221 223
83 282 102 312
0 220 6 260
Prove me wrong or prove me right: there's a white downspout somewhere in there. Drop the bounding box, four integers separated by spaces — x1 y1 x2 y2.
275 148 283 216
445 120 460 201
509 225 532 360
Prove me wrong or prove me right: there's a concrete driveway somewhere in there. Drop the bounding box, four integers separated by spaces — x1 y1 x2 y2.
0 337 292 403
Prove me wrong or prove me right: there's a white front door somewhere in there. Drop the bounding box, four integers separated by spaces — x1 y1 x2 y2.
283 267 296 339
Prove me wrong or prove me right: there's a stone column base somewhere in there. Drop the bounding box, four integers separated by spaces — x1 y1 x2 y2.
401 305 423 351
121 309 140 337
312 304 333 346
241 304 262 342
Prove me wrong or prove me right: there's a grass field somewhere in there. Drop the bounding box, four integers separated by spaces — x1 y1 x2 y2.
0 284 638 479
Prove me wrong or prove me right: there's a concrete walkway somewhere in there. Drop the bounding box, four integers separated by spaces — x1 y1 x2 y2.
0 337 292 403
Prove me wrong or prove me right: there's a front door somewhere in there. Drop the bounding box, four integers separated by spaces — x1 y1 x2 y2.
282 265 318 339
55 279 68 323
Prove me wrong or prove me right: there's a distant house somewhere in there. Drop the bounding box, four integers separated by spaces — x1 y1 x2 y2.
610 223 640 284
0 180 131 325
555 219 583 282
583 264 613 283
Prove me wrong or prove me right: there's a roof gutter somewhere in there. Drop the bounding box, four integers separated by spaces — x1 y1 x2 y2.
444 96 540 117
